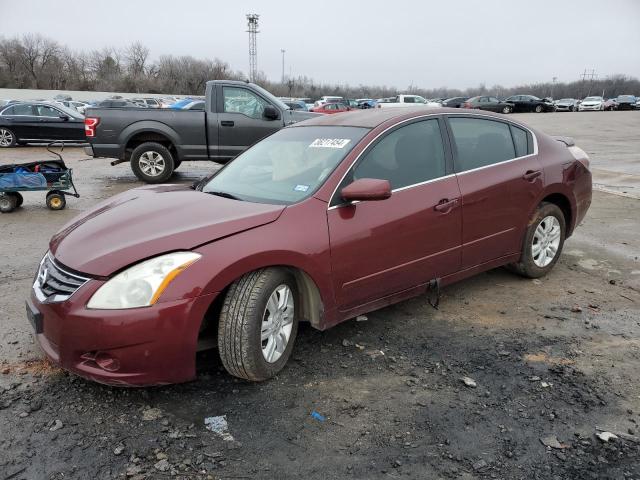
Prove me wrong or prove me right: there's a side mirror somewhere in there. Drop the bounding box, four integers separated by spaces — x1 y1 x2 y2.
341 178 391 202
263 105 279 120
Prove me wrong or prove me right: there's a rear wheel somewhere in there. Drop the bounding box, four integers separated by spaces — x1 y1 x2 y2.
130 142 175 184
535 104 544 113
508 202 565 278
502 105 512 114
0 194 18 213
218 268 299 381
46 191 66 210
0 128 16 148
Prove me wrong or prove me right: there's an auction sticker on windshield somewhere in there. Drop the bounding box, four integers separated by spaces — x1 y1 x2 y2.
309 138 351 148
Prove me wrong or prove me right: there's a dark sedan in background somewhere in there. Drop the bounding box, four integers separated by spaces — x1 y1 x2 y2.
504 95 556 113
0 102 85 147
441 97 469 108
462 96 514 114
615 95 637 110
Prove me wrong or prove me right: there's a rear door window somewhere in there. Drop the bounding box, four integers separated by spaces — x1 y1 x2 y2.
3 104 35 116
449 117 517 172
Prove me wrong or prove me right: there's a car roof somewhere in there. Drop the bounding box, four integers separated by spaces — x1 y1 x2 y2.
294 106 511 129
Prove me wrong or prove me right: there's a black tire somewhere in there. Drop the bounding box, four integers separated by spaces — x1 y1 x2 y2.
0 194 17 213
46 191 66 210
502 105 512 114
0 127 17 148
508 202 566 278
130 142 175 184
218 268 299 381
10 192 23 207
535 104 544 113
570 106 575 112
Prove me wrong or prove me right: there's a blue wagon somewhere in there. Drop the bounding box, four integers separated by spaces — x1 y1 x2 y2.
0 144 80 213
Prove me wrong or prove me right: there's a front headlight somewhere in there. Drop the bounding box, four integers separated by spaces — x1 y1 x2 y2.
87 252 201 309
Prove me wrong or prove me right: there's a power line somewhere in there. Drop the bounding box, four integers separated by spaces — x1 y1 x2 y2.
246 14 259 83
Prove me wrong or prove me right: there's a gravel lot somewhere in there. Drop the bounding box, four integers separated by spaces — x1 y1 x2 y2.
1 111 639 480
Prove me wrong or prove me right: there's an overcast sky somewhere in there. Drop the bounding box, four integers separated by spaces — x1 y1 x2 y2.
1 0 639 89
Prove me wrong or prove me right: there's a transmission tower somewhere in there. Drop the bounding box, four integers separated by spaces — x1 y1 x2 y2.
246 14 259 83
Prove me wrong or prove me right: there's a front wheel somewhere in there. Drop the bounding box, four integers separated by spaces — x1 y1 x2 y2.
130 142 175 184
502 105 512 114
508 202 565 278
218 268 299 381
535 104 544 113
0 128 16 148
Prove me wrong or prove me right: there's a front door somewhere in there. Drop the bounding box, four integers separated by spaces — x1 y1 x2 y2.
216 85 283 159
446 115 544 269
328 117 462 310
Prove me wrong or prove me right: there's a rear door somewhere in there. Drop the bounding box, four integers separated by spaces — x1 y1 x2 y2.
216 85 283 158
446 115 543 269
328 117 462 310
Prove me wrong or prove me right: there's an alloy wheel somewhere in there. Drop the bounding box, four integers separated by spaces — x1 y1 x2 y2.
532 215 561 267
138 151 166 176
0 128 13 147
261 284 294 363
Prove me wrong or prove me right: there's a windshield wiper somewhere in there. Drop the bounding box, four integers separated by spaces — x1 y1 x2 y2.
207 191 242 201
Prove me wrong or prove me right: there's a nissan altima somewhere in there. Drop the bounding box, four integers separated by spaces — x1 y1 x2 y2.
27 107 592 385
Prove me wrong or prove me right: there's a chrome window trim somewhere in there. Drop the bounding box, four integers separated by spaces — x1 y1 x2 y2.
326 111 538 210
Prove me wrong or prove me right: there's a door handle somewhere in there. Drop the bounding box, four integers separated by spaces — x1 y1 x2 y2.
434 198 459 212
220 120 235 127
522 170 542 181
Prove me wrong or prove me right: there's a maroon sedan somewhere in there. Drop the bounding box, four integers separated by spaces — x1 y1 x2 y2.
27 107 592 385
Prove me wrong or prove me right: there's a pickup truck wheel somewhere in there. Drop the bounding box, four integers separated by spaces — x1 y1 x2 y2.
218 268 299 381
130 142 174 183
508 202 566 278
0 128 16 148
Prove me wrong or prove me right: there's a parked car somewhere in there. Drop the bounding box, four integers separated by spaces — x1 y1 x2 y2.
84 80 319 183
441 97 469 108
27 107 592 386
168 98 196 109
462 96 514 114
614 95 637 110
314 96 344 107
504 95 555 113
554 98 579 112
55 100 91 114
53 94 73 102
356 98 377 109
603 98 618 111
578 96 605 111
132 98 162 108
0 102 86 147
378 94 440 108
282 100 308 111
182 100 205 111
97 99 142 108
310 102 353 114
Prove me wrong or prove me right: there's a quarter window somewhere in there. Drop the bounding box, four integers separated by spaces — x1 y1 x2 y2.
510 125 530 157
223 87 269 119
351 119 446 190
449 117 516 172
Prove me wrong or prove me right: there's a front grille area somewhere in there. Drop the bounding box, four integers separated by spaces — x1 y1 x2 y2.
33 253 89 302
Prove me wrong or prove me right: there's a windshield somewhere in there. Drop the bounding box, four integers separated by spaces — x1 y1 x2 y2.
252 84 290 111
202 126 369 205
617 95 635 101
584 96 603 101
559 98 574 102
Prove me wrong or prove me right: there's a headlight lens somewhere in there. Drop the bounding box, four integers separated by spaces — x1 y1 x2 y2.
87 252 201 309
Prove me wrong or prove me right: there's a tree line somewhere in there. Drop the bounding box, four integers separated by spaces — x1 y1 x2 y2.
1 34 639 101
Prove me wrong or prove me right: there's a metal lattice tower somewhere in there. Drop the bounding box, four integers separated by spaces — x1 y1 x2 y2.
246 14 259 83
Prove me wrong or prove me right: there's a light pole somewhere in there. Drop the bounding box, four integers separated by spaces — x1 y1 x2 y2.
281 49 286 85
551 76 557 99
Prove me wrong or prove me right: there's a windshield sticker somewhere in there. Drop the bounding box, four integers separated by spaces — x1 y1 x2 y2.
309 138 351 149
294 184 310 192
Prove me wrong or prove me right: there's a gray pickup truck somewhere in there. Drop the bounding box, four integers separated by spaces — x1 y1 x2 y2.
84 80 318 183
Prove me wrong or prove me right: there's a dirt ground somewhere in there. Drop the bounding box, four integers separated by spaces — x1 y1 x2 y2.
1 111 639 480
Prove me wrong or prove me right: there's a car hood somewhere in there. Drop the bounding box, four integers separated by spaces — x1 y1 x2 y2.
285 109 321 124
50 185 286 276
582 100 602 105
